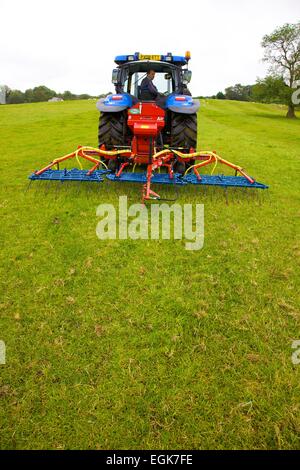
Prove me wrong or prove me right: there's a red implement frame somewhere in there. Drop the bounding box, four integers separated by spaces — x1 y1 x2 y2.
34 146 131 176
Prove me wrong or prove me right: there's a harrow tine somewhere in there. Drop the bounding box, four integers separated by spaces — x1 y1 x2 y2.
25 180 32 193
44 180 51 195
224 187 229 205
76 181 82 196
234 187 240 204
54 180 63 196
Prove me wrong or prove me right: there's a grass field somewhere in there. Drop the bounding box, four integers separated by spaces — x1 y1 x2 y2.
0 99 299 450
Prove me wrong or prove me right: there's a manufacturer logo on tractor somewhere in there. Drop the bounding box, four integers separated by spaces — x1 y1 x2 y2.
129 109 141 115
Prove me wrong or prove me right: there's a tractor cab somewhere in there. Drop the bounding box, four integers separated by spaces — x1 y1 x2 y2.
111 53 194 101
112 60 186 100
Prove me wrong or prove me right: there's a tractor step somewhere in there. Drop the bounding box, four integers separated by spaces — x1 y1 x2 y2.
183 173 268 189
29 168 108 183
106 172 187 185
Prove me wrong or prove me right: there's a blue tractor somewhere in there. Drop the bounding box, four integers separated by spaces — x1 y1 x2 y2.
96 52 200 173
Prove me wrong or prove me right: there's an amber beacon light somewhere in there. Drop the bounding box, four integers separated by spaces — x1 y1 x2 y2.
185 50 191 61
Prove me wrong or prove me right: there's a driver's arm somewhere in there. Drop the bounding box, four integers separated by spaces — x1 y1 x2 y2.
148 80 159 97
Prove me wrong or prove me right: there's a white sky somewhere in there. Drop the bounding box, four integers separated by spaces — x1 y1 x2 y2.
0 0 299 96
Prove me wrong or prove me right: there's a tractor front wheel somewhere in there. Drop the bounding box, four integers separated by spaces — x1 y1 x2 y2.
171 113 197 149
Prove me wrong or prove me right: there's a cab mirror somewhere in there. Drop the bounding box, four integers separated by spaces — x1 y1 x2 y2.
112 69 119 85
182 70 192 84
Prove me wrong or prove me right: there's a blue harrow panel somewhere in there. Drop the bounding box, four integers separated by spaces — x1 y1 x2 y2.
29 168 108 183
106 172 187 185
183 173 268 189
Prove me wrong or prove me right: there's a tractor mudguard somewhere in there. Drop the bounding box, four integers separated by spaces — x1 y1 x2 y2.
165 94 200 114
96 93 137 113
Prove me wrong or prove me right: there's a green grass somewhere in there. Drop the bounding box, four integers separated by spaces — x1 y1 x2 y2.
0 99 299 450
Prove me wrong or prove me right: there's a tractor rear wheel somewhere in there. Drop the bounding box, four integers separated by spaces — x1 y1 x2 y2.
98 112 126 148
171 113 197 149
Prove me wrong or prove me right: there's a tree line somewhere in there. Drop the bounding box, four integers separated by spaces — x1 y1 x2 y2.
0 85 109 104
209 22 300 118
212 76 295 105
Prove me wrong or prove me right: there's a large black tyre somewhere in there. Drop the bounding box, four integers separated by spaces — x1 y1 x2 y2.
98 112 127 148
171 113 197 149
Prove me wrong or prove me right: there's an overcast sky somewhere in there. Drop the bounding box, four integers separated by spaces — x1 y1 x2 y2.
1 0 299 96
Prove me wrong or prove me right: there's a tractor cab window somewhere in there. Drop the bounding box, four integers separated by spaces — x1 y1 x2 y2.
128 72 174 98
155 73 173 94
122 77 129 94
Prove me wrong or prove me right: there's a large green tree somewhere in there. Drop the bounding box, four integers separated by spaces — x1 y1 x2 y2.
225 83 253 101
61 90 76 100
7 89 25 104
262 22 300 118
31 86 56 102
216 91 225 100
251 75 290 104
24 88 34 103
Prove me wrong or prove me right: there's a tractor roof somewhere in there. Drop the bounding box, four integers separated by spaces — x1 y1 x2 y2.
115 52 189 66
117 60 180 74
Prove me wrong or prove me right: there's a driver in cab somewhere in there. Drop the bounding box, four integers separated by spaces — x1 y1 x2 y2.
140 70 160 100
